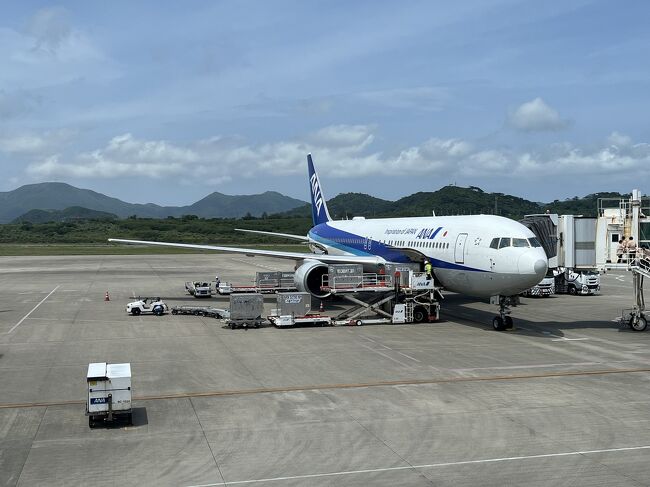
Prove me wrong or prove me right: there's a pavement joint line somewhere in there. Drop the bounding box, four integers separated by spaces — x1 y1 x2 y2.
7 285 60 334
183 445 650 486
2 366 650 410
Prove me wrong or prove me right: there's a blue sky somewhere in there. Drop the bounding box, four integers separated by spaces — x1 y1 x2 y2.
1 1 649 205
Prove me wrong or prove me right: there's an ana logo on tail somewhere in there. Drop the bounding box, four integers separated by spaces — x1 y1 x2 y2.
307 154 331 226
310 173 324 216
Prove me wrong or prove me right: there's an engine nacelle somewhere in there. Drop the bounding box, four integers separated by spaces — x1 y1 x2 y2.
294 260 330 298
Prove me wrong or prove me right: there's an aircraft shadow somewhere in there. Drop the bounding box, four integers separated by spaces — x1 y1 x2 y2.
440 293 628 338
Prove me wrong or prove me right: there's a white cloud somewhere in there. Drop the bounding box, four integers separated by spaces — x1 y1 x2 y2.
23 125 650 187
607 131 632 147
508 97 568 132
0 130 72 154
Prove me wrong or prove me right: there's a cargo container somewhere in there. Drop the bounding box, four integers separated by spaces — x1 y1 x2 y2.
227 293 264 328
276 292 311 317
326 264 363 288
86 362 132 428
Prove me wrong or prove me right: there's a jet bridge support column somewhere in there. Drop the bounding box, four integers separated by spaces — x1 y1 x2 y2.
627 260 648 331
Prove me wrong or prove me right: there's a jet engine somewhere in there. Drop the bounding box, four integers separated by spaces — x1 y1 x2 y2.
294 260 330 298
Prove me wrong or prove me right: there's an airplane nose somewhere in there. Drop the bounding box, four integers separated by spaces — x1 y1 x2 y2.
518 252 548 277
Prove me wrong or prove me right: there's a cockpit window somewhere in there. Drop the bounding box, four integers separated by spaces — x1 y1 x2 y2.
513 238 529 247
528 237 541 247
498 237 511 249
489 238 499 249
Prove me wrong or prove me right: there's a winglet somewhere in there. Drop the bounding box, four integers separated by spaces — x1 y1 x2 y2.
307 154 331 226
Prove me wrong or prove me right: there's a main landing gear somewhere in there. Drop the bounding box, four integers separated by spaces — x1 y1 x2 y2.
490 295 518 331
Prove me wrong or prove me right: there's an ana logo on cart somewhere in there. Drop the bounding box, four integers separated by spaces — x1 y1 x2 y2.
284 296 302 304
90 397 108 404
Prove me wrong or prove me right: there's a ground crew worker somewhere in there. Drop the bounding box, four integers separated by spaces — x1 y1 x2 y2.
628 236 638 262
424 260 433 280
616 239 626 263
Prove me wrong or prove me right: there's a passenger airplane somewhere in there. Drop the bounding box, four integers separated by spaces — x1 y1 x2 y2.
110 154 547 330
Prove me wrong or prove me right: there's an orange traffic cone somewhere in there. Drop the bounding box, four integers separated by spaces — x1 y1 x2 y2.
105 291 110 301
319 301 324 313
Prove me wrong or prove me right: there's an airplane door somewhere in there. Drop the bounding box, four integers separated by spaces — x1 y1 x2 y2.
454 233 468 264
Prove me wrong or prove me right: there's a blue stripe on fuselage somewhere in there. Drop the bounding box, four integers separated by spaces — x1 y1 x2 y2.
309 223 489 272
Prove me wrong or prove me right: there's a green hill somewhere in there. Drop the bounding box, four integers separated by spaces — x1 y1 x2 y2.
12 206 118 224
276 187 628 220
0 183 307 223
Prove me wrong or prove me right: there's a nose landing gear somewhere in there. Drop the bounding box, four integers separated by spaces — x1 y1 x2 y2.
491 295 518 331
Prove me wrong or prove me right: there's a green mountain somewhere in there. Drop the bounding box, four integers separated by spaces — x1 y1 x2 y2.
277 187 627 220
184 191 306 218
0 183 307 223
12 206 118 224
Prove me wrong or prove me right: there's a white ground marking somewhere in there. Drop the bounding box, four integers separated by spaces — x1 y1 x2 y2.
359 343 413 368
551 337 590 342
7 285 60 334
230 257 279 271
454 361 605 372
185 445 650 487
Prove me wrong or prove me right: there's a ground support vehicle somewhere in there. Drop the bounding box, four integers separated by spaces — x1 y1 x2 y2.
321 268 441 325
171 306 229 318
86 363 132 428
126 298 168 316
185 281 213 298
226 293 264 329
554 269 600 295
217 282 233 295
522 275 555 297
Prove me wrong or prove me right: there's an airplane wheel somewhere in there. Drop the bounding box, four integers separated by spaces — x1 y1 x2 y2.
630 316 647 332
492 316 506 331
505 316 514 329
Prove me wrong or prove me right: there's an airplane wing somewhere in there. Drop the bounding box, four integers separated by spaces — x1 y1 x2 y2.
108 238 383 264
234 228 309 241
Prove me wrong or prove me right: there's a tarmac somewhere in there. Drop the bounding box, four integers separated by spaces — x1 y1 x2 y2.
1 254 650 486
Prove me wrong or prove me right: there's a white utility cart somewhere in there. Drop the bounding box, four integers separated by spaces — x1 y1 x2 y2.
86 362 133 428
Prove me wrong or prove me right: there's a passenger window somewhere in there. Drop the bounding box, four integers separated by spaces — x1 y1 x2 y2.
528 237 541 247
513 238 529 247
498 238 511 249
489 238 499 249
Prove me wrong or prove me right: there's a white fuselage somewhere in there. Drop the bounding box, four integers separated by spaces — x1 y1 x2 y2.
308 215 548 298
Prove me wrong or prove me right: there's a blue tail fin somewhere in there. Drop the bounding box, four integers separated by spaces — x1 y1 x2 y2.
307 154 331 226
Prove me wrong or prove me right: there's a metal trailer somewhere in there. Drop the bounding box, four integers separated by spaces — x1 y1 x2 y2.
268 314 332 327
171 305 229 318
226 293 265 329
267 292 329 327
86 362 132 428
227 272 298 294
